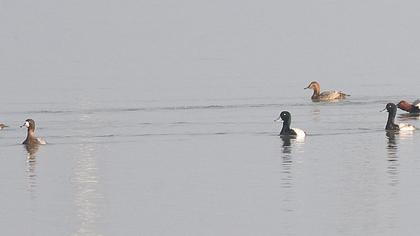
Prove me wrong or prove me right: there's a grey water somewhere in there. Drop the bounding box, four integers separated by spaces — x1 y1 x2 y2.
2 1 420 235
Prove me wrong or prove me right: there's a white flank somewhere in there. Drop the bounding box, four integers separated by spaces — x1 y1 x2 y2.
292 128 306 138
413 99 420 109
398 123 416 131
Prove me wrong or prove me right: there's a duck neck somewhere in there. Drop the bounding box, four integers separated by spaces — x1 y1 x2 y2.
26 128 35 139
386 110 398 130
280 118 292 135
311 84 320 99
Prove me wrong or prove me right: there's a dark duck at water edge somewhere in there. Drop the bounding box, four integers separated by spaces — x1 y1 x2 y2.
381 103 416 131
397 99 420 113
304 81 349 101
21 119 46 145
274 111 306 138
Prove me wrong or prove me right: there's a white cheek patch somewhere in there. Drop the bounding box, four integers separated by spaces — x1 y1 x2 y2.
25 121 30 127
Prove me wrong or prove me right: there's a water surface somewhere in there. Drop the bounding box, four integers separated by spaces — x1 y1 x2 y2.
2 1 420 235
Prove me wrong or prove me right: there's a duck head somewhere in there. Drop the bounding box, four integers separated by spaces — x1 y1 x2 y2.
381 103 399 130
274 111 291 123
382 103 397 113
20 119 36 132
304 81 320 90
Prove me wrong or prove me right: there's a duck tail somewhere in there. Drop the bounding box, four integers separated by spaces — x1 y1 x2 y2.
340 92 350 97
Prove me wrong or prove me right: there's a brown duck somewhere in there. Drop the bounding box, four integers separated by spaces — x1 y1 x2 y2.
397 99 420 113
305 81 349 101
21 119 46 145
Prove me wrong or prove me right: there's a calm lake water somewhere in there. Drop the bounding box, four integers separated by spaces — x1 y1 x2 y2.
2 1 420 235
1 82 420 236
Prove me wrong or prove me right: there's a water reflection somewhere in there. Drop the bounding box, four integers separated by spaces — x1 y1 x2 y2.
311 107 321 122
280 136 293 187
279 136 294 221
385 131 399 186
72 108 103 236
385 129 415 187
280 135 305 153
280 136 292 153
279 136 305 216
72 142 102 236
398 113 420 120
24 144 39 199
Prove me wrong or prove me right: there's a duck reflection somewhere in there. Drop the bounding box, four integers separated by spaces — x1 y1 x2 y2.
280 136 292 153
279 136 305 187
280 135 305 153
24 143 40 199
280 136 293 187
311 107 321 122
385 131 399 186
279 136 294 218
398 113 420 121
386 131 397 153
279 135 305 219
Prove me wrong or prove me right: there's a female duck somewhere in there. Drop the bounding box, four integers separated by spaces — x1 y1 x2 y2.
21 119 46 145
274 111 306 137
0 123 8 129
382 103 416 131
397 99 420 113
305 81 349 101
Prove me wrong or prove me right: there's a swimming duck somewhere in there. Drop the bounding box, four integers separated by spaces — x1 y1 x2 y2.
381 103 416 131
20 119 46 145
397 99 420 113
274 111 306 137
0 123 8 129
304 81 349 101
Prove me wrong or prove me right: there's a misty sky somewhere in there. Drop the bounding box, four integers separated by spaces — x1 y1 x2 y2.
1 0 420 102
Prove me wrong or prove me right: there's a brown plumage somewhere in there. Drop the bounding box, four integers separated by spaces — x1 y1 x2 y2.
397 100 420 113
21 119 46 145
305 81 349 101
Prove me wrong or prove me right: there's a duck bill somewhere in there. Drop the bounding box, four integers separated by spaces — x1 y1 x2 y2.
20 121 29 128
380 108 387 112
274 115 282 122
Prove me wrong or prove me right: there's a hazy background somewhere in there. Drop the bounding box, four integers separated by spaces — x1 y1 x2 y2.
1 0 420 105
2 1 420 236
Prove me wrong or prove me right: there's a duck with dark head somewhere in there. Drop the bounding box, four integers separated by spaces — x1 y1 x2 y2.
381 103 416 131
274 111 306 138
21 119 46 145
